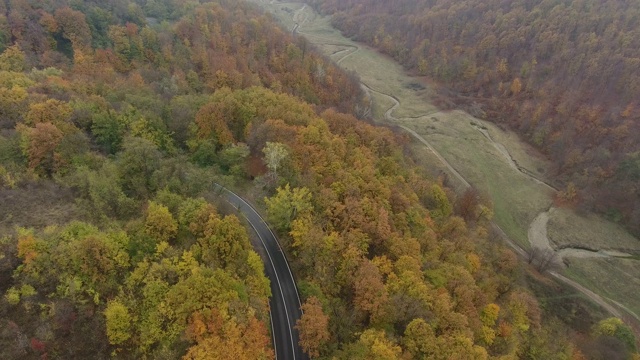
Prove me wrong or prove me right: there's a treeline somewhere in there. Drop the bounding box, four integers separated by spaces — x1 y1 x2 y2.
0 0 636 359
305 0 640 235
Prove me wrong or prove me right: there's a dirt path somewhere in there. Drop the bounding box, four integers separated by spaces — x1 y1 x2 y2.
359 83 471 188
335 43 359 65
528 207 634 260
528 209 556 252
291 4 306 33
549 271 623 318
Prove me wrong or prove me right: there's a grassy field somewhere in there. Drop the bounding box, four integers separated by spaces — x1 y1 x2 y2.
398 111 553 247
549 207 640 252
476 119 552 181
369 92 396 124
565 257 640 319
249 0 640 319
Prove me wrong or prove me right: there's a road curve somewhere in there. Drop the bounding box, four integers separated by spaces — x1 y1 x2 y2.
214 184 307 360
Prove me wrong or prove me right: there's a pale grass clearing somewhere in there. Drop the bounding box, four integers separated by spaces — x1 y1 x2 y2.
549 207 640 252
275 2 439 118
474 118 552 181
0 182 80 236
400 111 553 247
565 257 640 318
369 92 396 124
339 48 438 118
251 1 300 29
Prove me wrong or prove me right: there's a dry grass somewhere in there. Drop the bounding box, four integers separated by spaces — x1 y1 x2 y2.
338 48 439 118
548 207 640 252
0 182 80 236
476 119 552 181
369 92 396 124
400 111 553 247
565 257 640 318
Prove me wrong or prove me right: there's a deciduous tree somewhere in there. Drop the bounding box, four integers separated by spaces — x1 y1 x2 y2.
105 300 132 345
296 296 330 358
144 201 178 243
265 184 313 232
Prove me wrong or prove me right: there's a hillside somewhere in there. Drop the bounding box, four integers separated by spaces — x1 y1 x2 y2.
0 0 637 359
305 0 640 235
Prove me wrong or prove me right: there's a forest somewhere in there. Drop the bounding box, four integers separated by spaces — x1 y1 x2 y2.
0 0 637 359
304 0 640 235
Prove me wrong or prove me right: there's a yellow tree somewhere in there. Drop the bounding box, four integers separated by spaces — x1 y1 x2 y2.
144 201 178 243
357 329 401 360
510 77 523 95
479 303 500 345
104 300 132 345
264 184 313 232
0 44 25 71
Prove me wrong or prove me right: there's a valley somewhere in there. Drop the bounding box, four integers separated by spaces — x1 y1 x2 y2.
250 0 640 322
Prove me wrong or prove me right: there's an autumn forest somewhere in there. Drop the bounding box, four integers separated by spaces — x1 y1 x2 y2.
0 0 638 359
306 0 640 235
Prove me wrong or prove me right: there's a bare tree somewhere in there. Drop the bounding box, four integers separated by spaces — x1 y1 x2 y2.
526 247 558 272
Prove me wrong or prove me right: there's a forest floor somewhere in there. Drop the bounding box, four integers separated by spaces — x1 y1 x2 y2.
249 0 640 322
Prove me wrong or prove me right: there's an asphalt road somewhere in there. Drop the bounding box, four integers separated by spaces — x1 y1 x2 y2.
215 184 307 360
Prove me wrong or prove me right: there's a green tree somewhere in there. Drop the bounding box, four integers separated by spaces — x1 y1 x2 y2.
70 162 137 220
403 318 436 358
91 111 125 154
117 137 162 198
199 214 249 271
593 317 637 352
264 184 313 232
218 143 250 176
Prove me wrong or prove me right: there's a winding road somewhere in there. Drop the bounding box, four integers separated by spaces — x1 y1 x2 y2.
214 184 307 360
